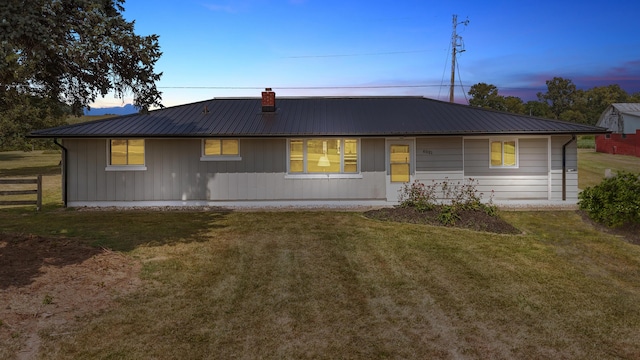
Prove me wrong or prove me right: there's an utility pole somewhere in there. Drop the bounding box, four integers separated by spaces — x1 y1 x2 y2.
449 14 469 103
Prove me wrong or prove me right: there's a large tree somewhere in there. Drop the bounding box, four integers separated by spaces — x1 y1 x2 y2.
579 84 630 125
468 83 504 110
536 77 577 119
468 78 636 124
0 0 162 149
468 83 525 114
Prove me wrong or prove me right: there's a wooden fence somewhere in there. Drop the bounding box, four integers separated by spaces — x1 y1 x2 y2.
0 175 42 210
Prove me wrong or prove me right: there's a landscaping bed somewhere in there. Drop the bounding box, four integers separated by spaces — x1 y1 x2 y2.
364 206 521 234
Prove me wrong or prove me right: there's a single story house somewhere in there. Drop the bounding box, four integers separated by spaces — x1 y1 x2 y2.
595 103 640 157
30 89 608 208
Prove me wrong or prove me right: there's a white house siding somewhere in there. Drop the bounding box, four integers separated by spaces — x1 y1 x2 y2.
463 138 550 200
63 138 386 205
62 135 579 206
413 136 578 202
414 137 465 195
550 135 578 200
415 137 463 172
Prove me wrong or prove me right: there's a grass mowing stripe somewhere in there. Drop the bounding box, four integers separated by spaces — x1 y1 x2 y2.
12 210 640 359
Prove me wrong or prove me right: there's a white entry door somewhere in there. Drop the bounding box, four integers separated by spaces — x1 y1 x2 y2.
386 140 414 202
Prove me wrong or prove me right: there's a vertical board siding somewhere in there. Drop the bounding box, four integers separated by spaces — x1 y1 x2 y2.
416 137 463 171
361 138 385 172
65 138 386 203
64 135 579 204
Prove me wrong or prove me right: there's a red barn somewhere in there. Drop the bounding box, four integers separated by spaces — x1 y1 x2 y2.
595 103 640 157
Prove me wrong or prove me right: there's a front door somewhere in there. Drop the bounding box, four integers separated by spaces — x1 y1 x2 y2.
386 140 414 202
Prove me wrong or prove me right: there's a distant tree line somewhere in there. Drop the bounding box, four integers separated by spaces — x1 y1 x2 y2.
467 77 640 125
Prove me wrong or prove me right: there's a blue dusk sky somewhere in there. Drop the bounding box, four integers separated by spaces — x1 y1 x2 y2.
93 0 640 109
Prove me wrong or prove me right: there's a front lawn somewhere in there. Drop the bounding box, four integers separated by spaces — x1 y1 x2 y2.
2 149 640 358
1 209 640 359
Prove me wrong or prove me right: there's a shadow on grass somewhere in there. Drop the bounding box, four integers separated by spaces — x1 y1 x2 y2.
0 209 231 288
0 234 102 289
50 209 233 252
80 209 232 252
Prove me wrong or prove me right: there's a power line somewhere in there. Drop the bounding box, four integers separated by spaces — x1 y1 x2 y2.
156 84 549 93
456 59 469 103
158 85 446 90
282 49 431 59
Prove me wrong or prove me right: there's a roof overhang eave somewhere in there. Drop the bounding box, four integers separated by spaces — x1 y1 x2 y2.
28 129 612 139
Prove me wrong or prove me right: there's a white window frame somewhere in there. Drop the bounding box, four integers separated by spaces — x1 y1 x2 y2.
105 139 147 171
285 138 362 179
200 139 242 161
489 138 519 168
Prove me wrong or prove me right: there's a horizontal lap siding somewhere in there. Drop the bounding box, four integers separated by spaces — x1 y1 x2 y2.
464 138 550 200
64 138 386 203
473 176 549 200
416 137 463 171
551 135 577 170
464 138 548 176
550 136 578 200
550 171 578 200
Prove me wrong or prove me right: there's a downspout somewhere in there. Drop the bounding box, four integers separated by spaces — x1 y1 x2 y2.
562 135 576 201
53 138 68 207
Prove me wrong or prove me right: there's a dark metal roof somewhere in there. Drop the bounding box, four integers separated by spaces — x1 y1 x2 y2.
29 96 609 138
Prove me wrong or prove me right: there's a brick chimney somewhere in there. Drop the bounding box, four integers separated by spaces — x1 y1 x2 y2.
261 88 276 112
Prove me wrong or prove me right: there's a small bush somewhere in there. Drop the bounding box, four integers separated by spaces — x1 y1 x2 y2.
398 180 436 212
438 205 460 226
579 171 640 227
398 178 497 225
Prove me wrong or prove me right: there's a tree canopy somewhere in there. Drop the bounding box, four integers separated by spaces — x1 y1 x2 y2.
468 77 640 125
0 0 162 150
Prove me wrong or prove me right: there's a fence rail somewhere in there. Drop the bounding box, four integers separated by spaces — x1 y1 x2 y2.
0 175 42 210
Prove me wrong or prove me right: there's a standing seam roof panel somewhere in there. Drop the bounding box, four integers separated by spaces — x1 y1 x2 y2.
29 96 609 138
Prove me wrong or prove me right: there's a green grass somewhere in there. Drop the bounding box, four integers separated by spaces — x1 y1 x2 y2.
577 135 595 149
0 150 63 208
578 149 640 189
2 149 640 358
0 150 61 177
0 210 637 359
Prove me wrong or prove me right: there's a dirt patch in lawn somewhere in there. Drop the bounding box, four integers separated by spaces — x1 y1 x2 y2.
364 206 521 234
0 234 141 359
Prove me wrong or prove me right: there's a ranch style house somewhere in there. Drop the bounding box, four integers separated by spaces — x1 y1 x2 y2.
29 89 608 208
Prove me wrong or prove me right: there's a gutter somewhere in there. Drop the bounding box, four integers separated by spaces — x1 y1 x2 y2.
53 138 68 207
562 135 576 201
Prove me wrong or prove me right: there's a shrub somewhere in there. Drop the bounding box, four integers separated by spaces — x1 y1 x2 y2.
398 178 498 225
578 171 640 227
437 205 460 226
398 180 436 212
